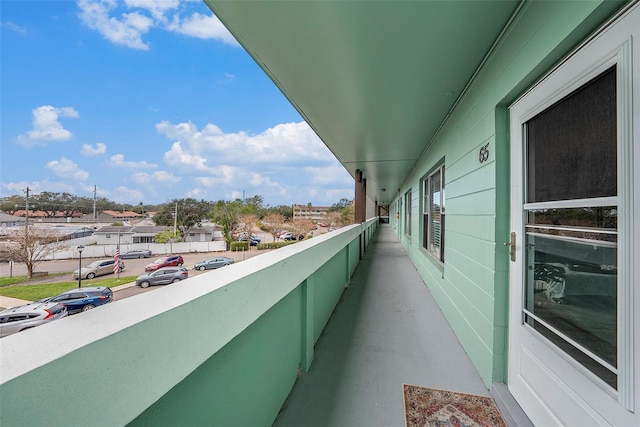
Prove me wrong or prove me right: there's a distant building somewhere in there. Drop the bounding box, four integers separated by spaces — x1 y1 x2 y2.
0 212 25 228
11 210 83 219
94 225 222 245
292 204 331 222
97 210 142 222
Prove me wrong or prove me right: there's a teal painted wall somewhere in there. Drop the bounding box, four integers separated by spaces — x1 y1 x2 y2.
313 251 349 342
394 0 626 387
130 287 303 427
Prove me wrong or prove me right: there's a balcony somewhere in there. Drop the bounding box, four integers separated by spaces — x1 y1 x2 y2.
0 219 528 426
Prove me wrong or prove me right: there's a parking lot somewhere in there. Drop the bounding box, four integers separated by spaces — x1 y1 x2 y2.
0 249 268 308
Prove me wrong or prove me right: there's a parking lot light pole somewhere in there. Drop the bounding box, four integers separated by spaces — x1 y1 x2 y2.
77 245 84 288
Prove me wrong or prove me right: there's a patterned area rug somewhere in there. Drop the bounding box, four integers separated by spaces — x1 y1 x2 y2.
403 384 507 427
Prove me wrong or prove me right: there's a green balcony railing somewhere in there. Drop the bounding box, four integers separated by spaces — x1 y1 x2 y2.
0 218 378 426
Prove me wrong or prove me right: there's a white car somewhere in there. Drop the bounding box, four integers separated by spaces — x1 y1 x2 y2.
73 259 125 279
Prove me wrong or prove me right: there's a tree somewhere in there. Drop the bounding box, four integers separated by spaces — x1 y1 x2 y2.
331 198 353 210
339 204 355 226
328 198 355 226
154 198 211 241
154 230 182 243
210 200 243 244
2 225 64 278
262 212 287 240
243 195 264 215
267 204 293 220
237 214 260 248
292 218 315 239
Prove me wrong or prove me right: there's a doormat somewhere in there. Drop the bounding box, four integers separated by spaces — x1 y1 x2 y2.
403 384 507 427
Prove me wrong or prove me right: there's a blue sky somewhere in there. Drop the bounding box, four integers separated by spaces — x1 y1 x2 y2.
0 0 354 208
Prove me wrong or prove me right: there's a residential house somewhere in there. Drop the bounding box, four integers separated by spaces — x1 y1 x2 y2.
94 225 221 245
0 212 25 228
96 210 142 222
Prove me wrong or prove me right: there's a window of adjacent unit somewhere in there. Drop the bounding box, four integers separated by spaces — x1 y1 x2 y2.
423 165 445 263
404 190 412 236
134 236 154 244
523 66 619 389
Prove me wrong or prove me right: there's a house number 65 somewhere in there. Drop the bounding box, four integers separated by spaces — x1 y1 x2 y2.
479 143 490 163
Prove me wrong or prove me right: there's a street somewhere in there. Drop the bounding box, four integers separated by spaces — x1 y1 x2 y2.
0 249 268 303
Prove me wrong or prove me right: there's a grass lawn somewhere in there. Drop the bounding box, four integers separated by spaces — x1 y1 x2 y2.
0 276 138 302
0 272 69 287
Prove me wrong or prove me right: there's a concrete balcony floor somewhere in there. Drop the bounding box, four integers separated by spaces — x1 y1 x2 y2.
274 224 531 427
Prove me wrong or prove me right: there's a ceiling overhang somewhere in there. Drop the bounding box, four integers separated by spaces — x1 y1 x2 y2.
206 0 521 205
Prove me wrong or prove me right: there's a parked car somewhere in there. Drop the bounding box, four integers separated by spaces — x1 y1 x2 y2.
0 302 68 338
39 287 114 314
238 237 260 246
145 255 184 272
280 232 304 241
136 267 189 288
73 259 125 279
238 233 260 242
120 249 152 259
194 256 235 271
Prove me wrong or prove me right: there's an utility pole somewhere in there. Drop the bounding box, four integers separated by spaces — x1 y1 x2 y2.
93 185 97 222
24 187 30 228
173 202 178 234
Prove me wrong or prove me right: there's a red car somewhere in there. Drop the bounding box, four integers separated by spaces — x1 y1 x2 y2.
145 255 184 272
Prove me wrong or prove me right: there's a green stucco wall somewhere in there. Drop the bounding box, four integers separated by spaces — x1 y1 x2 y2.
392 0 627 387
130 287 304 426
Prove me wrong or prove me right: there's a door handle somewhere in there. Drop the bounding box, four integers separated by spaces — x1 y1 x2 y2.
503 232 516 262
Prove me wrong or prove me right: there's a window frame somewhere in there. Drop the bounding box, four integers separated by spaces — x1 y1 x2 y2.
404 190 412 236
422 164 445 263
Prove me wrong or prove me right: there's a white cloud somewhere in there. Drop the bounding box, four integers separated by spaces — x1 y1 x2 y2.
77 0 238 50
109 185 144 203
46 157 89 181
1 180 78 197
156 120 335 167
164 141 215 173
166 12 238 45
131 170 179 184
154 119 354 205
107 154 157 169
185 187 207 199
81 142 107 157
124 0 179 22
78 0 153 50
17 105 79 147
1 21 27 34
304 163 353 186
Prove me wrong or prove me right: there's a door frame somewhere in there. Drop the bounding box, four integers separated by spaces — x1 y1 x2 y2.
507 4 639 425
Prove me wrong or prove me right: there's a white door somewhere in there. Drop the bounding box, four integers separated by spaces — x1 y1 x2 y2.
508 4 639 425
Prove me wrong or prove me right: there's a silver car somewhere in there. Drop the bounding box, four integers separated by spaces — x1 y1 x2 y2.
0 302 68 338
73 259 125 279
136 267 189 288
120 249 152 259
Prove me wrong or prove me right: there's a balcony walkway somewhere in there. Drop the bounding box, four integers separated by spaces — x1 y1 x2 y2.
274 223 530 427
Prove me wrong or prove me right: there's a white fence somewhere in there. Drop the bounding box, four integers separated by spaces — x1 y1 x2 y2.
47 239 227 260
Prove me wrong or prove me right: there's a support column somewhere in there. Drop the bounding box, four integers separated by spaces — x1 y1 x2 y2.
354 169 366 223
301 276 315 371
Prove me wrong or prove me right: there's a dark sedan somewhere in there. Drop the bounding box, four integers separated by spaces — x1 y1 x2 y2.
39 287 114 314
120 249 152 259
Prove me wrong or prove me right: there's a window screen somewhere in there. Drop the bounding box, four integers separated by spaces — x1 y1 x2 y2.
526 66 617 203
